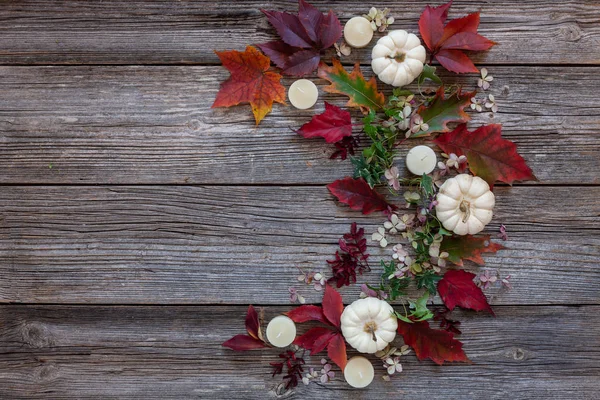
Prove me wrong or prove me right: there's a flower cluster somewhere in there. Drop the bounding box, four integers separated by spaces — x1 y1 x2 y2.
364 7 394 32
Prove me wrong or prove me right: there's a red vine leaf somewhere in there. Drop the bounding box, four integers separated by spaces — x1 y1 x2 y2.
415 86 474 137
327 177 397 215
397 320 470 365
293 326 337 354
318 59 386 111
222 334 268 351
245 305 262 340
419 1 496 73
433 124 537 188
440 234 506 266
286 305 330 325
437 269 495 315
296 102 352 143
257 0 342 76
322 284 344 328
327 333 348 370
212 46 286 124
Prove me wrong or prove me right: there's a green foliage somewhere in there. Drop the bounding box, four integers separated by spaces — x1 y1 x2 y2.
416 270 442 295
417 64 442 85
395 292 434 323
379 260 410 301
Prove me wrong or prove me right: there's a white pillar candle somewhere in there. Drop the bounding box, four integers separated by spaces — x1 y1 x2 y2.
406 145 437 175
266 315 296 348
343 17 374 48
288 79 318 110
344 356 374 388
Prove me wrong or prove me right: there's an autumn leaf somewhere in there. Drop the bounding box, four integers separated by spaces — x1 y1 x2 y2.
327 177 397 215
258 0 342 76
322 284 344 328
212 46 286 125
294 327 337 354
441 234 506 266
222 305 268 351
327 333 348 370
397 319 470 365
438 269 495 315
419 1 496 73
433 124 537 188
415 86 473 137
296 102 352 143
286 305 330 325
318 59 386 112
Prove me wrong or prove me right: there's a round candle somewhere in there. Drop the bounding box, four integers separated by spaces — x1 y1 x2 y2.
344 356 374 388
266 315 296 348
343 17 374 48
288 79 318 110
406 145 437 175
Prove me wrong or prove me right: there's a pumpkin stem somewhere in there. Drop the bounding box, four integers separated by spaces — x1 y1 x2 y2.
459 200 471 223
388 51 406 63
364 321 378 342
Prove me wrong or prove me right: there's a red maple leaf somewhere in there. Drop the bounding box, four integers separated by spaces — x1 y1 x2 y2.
212 46 286 124
222 305 268 351
397 319 470 365
419 1 496 73
327 177 397 215
437 269 495 315
258 0 342 76
296 102 352 143
289 285 347 370
441 234 506 266
433 124 537 188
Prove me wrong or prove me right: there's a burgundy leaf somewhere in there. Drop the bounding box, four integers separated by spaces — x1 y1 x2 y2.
245 305 261 340
293 326 336 354
326 333 348 370
296 102 352 143
317 10 343 49
437 269 495 315
327 177 397 215
282 48 321 76
256 40 297 69
261 9 314 49
397 320 469 365
322 284 343 328
222 334 267 351
298 0 323 43
286 305 330 325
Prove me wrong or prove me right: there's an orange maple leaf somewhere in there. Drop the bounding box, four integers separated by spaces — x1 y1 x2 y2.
212 46 286 125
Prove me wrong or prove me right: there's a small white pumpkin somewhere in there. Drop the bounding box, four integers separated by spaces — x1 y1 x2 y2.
371 30 426 87
436 174 495 236
340 298 397 354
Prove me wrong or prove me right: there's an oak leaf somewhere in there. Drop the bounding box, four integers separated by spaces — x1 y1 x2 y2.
441 234 506 266
433 124 536 188
437 269 494 314
419 1 496 73
327 177 397 215
212 46 286 124
296 102 352 143
397 319 470 365
318 59 385 112
415 86 473 137
258 0 342 76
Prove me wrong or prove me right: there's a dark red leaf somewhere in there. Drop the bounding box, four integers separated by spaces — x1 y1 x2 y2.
433 124 537 188
256 40 297 69
293 326 336 354
322 284 343 328
296 102 352 143
326 333 348 370
261 9 314 49
434 49 478 74
397 320 469 365
245 305 261 340
330 135 359 160
318 10 343 49
437 269 495 315
418 1 453 50
285 305 330 325
327 177 397 215
298 0 323 43
282 49 321 76
222 334 267 351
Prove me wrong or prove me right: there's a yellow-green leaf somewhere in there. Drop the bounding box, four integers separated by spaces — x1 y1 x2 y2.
415 86 474 137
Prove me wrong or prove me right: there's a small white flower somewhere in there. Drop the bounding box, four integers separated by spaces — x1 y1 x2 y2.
477 68 493 90
384 214 406 234
470 97 482 112
392 244 408 261
334 41 352 57
384 357 403 375
485 94 498 113
371 227 388 247
411 115 429 133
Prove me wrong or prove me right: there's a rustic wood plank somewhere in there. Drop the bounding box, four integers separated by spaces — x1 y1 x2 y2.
0 304 598 399
1 66 598 185
0 1 599 65
1 185 598 305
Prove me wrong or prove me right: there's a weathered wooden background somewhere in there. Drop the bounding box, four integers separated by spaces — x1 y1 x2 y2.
1 1 599 399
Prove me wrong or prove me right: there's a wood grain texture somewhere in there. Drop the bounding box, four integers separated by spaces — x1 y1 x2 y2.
1 65 599 185
0 304 598 399
1 185 598 305
0 0 599 65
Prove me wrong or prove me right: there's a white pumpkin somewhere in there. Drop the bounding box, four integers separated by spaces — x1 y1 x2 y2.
371 30 426 87
340 298 397 354
436 174 495 236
